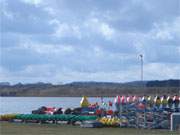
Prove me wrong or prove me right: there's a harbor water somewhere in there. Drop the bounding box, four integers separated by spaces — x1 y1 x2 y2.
0 97 114 114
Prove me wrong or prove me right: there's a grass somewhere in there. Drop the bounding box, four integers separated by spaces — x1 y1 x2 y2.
0 122 179 135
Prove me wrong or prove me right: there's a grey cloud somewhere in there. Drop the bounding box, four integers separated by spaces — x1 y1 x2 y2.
1 47 48 71
51 0 180 32
1 0 55 34
1 0 180 83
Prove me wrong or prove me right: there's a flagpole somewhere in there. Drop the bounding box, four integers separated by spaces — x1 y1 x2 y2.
139 54 143 82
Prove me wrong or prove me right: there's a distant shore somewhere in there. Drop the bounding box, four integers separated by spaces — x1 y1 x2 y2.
0 87 179 97
0 80 179 97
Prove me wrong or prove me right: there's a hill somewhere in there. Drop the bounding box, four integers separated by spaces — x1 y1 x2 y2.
0 79 179 97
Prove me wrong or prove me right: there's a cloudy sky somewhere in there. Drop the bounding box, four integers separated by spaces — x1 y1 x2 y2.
0 0 180 84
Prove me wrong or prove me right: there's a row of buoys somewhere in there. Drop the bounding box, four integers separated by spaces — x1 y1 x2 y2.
99 117 128 126
99 117 120 126
0 114 97 122
114 95 180 108
80 95 180 109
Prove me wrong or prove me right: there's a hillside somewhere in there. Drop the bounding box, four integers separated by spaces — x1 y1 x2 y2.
0 79 179 97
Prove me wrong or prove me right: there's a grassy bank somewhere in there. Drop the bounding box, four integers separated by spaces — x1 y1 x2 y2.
0 122 179 135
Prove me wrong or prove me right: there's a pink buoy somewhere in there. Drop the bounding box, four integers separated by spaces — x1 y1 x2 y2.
126 96 130 103
121 96 126 104
132 95 138 103
114 95 121 104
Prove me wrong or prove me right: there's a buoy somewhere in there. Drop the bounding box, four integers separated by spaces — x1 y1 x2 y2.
80 96 90 107
161 95 168 108
114 95 121 104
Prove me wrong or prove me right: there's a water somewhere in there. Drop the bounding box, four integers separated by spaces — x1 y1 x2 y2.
0 97 114 114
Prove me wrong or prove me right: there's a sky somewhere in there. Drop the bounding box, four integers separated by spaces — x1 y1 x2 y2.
0 0 180 84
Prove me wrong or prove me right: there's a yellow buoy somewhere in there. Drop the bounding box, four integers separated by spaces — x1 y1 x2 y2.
80 96 90 107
